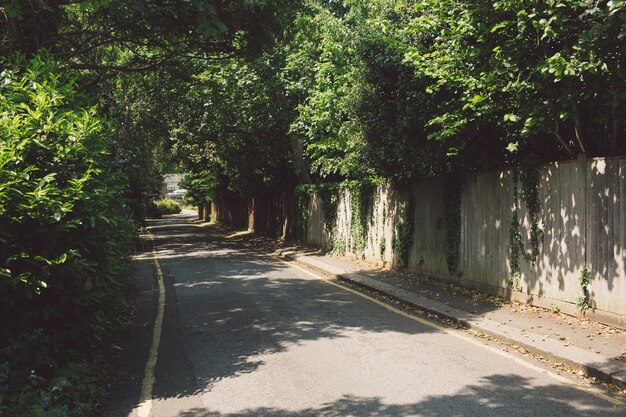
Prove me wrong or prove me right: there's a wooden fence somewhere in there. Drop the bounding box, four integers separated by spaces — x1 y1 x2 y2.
202 193 294 239
208 156 626 325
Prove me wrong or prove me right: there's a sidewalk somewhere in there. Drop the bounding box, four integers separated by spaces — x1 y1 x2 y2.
201 222 626 390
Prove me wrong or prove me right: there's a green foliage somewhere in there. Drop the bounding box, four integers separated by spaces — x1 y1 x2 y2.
71 0 623 207
101 72 166 223
146 201 162 219
180 171 218 206
347 180 376 254
2 9 622 402
294 185 314 239
0 360 102 417
509 162 543 284
286 4 372 180
379 236 386 260
0 53 136 416
1 0 303 221
7 0 622 212
295 180 378 256
392 196 413 268
509 169 524 284
577 266 591 312
154 199 182 215
401 0 625 159
520 162 543 263
285 0 626 183
170 54 297 198
317 183 341 248
2 0 300 64
354 34 449 181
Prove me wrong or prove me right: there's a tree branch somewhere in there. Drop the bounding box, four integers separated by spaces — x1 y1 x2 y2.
553 121 575 156
571 102 586 154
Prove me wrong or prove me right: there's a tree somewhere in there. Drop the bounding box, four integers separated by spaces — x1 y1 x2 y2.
400 0 625 159
2 0 300 68
173 54 298 196
0 52 136 390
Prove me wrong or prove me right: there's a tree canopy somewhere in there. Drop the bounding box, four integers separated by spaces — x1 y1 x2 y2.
173 0 625 200
5 0 620 200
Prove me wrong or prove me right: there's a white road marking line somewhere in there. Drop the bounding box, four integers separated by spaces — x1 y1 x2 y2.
280 259 624 407
136 235 166 417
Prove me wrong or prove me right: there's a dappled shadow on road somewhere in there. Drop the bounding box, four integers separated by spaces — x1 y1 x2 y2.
134 214 439 406
174 374 623 416
109 214 623 417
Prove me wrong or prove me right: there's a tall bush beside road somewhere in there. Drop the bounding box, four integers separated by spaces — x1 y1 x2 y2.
0 53 137 415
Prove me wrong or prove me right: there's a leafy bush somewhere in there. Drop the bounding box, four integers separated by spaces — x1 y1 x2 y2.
146 200 162 218
0 360 102 416
155 199 182 215
180 170 218 206
0 53 137 415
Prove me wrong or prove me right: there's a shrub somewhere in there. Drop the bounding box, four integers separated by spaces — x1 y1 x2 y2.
0 360 103 416
155 199 182 215
0 53 137 416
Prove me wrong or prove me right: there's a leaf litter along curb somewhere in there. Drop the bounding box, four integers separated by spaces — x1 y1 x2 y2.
337 279 626 399
366 265 626 347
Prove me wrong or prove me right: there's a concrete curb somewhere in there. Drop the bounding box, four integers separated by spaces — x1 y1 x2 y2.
285 254 626 389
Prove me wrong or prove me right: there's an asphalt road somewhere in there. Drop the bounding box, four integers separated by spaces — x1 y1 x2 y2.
106 212 625 417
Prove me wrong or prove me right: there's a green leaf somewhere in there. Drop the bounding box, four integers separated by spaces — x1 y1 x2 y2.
490 22 509 33
506 142 519 153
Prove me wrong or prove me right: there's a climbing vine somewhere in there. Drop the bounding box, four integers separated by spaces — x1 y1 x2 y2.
294 185 314 239
509 169 523 283
295 183 342 252
347 180 377 254
392 194 413 267
444 175 463 276
577 266 591 312
509 162 543 288
379 236 386 259
317 183 340 235
296 181 380 257
520 161 543 263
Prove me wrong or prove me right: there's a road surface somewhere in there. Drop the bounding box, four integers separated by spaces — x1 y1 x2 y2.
106 212 625 417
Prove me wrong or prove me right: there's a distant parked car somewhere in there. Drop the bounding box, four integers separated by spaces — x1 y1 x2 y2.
165 189 187 200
